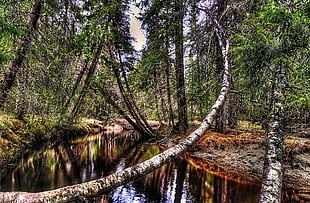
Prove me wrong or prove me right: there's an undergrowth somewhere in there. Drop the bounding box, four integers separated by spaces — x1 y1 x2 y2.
0 113 92 172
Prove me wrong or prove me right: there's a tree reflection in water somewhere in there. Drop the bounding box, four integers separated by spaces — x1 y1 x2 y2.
0 130 300 202
110 156 260 203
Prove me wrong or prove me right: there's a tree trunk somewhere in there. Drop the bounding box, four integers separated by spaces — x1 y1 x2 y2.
228 90 239 129
0 0 42 108
111 65 155 138
215 32 227 133
165 61 175 128
107 45 155 138
70 41 104 117
259 64 287 202
61 46 95 116
174 0 188 135
213 0 229 134
97 85 153 138
215 100 227 133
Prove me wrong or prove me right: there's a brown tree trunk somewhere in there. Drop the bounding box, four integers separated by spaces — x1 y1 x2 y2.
107 44 155 138
165 61 175 128
61 44 96 116
214 0 229 134
174 0 188 135
70 41 104 117
97 85 154 138
62 61 89 115
111 65 155 138
228 90 239 129
0 0 42 108
215 100 227 133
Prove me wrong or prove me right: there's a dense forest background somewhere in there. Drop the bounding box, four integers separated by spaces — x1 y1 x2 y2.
0 0 309 202
0 0 309 133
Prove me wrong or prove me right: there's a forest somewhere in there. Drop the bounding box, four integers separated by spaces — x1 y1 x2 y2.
0 0 309 202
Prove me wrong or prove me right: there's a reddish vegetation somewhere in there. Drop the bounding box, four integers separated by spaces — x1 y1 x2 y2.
182 122 310 202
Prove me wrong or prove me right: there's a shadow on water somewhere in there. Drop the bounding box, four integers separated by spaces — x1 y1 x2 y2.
0 130 305 202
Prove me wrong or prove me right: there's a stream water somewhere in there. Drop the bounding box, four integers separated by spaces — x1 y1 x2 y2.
0 130 283 202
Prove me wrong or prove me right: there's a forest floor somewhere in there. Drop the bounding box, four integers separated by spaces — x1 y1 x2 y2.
179 121 310 202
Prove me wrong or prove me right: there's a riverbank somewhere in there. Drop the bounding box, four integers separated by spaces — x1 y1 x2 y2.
186 122 310 202
0 114 102 172
154 120 310 201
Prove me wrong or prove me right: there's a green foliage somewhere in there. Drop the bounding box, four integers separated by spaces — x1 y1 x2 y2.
0 14 24 64
0 1 33 65
232 1 310 122
142 145 160 160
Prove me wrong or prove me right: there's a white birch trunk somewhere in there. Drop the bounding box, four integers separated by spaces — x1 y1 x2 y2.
259 64 287 203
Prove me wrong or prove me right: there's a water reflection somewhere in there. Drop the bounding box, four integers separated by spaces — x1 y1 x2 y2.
0 130 302 202
0 131 136 192
110 157 260 203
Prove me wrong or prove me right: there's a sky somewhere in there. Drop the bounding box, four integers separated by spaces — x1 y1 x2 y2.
129 3 146 51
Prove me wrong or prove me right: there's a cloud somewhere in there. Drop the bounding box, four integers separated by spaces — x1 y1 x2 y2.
129 4 146 51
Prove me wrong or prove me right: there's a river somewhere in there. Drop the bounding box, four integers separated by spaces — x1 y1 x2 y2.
0 129 286 202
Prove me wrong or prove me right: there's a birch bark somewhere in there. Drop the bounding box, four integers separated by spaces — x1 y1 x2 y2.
259 64 287 203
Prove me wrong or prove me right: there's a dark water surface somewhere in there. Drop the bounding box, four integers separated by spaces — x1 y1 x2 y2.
0 130 297 202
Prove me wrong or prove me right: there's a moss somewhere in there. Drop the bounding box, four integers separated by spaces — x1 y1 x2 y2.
0 113 95 172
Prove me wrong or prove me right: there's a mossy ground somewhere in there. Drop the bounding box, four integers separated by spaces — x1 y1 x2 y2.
0 113 99 172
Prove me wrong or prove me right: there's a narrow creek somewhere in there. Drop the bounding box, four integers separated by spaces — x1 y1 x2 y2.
0 129 294 202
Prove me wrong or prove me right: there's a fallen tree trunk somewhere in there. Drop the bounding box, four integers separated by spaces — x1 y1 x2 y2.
0 29 231 203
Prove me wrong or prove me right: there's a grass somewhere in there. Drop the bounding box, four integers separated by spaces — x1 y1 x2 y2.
0 113 94 171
